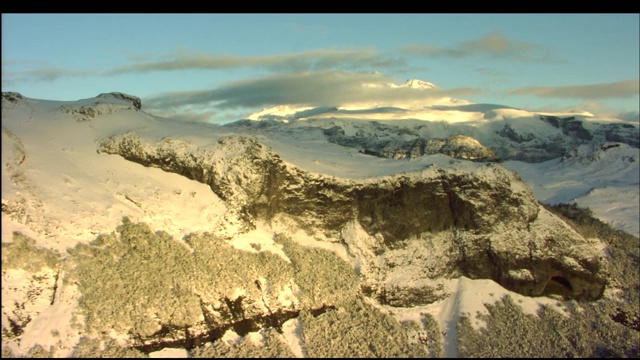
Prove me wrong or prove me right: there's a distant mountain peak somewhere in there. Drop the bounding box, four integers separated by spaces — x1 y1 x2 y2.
401 79 438 89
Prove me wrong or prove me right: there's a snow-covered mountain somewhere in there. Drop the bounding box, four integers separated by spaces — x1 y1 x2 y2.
1 90 638 358
238 81 639 236
397 79 439 89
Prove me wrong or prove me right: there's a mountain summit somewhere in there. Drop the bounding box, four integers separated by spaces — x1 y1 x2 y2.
400 79 438 89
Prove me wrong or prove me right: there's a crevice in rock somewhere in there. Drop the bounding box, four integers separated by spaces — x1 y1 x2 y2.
256 279 279 334
129 308 304 354
224 296 245 321
309 304 337 317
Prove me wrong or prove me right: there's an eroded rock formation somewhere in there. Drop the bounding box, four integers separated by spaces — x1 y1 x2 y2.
97 133 608 305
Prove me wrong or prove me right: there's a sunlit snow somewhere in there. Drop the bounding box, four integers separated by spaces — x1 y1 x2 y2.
2 90 637 357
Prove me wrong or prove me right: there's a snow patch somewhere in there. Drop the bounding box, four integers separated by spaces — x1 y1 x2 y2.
148 347 188 358
281 317 306 358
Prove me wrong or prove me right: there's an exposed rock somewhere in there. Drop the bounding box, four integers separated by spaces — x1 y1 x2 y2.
229 114 639 163
323 125 345 138
561 118 593 141
539 115 639 149
96 92 142 110
97 133 608 304
1 92 33 113
328 127 497 161
539 114 561 128
602 123 640 147
1 92 25 104
439 135 497 160
59 217 349 353
498 123 535 143
59 99 140 122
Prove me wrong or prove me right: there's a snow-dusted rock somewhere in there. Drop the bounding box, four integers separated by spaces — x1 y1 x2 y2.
96 92 142 110
58 96 140 122
98 133 607 305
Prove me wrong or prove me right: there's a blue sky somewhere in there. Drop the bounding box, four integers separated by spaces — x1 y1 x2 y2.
2 14 639 123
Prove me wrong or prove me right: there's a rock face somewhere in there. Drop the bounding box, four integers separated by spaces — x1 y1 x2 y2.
98 133 608 305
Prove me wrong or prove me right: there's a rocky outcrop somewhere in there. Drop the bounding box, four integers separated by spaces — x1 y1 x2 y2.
96 92 142 110
97 133 608 304
601 123 640 148
58 93 141 122
540 114 639 148
1 92 25 104
498 123 535 143
2 92 34 113
323 124 497 161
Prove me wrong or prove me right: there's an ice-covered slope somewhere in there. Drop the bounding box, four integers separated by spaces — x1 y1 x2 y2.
1 91 637 358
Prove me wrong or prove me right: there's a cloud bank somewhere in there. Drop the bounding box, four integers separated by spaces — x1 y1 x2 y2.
510 79 639 99
617 111 639 122
144 71 478 114
2 67 94 84
399 31 552 62
109 48 405 75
